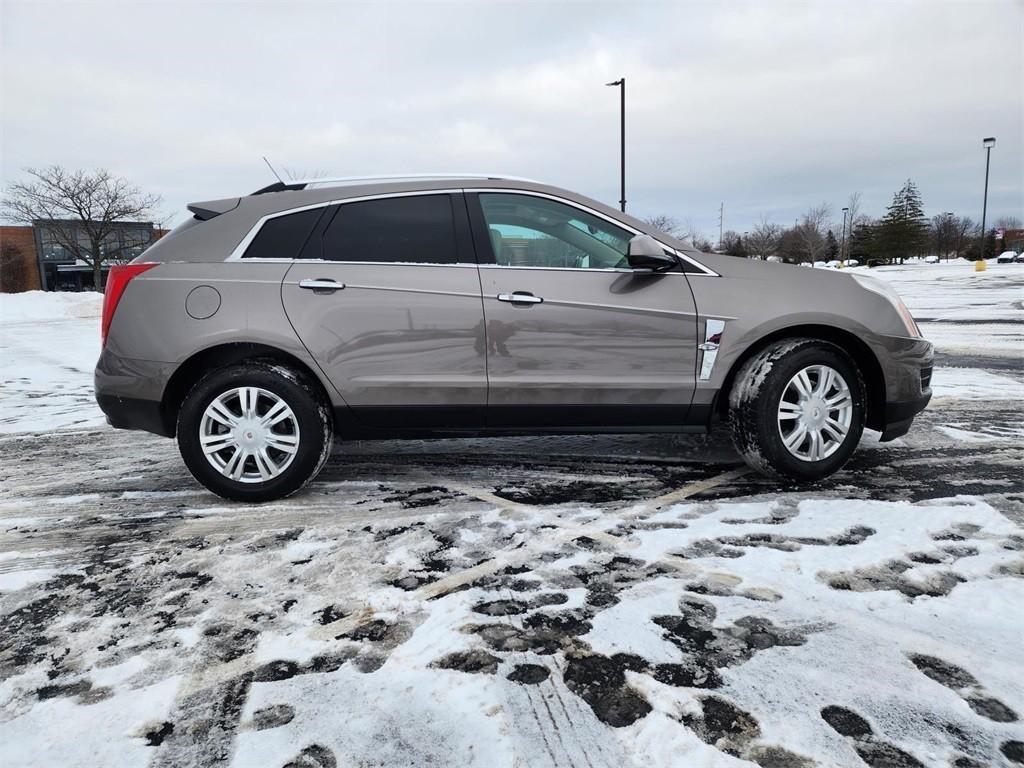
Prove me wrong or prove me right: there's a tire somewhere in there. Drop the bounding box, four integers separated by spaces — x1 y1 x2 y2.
727 339 865 481
177 360 333 502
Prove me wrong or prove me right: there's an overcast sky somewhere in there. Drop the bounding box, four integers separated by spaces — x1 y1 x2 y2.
2 0 1022 237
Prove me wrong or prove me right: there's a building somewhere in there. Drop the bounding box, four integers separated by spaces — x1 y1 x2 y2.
996 228 1023 254
0 220 167 293
0 225 40 292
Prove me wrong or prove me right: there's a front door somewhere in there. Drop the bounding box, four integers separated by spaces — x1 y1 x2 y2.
281 192 487 429
470 192 699 428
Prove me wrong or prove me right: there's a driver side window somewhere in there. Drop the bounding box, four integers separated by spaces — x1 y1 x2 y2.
478 193 632 270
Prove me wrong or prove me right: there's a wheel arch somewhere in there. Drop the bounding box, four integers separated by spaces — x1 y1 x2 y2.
715 324 886 432
160 342 333 436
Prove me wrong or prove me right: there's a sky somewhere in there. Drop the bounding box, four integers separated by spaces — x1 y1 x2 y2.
2 0 1022 238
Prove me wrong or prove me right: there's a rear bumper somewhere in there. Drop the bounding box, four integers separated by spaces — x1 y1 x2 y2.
94 349 175 437
95 393 172 437
878 390 932 442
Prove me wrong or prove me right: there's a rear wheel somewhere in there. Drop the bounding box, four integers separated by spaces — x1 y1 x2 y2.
728 339 865 481
177 361 333 502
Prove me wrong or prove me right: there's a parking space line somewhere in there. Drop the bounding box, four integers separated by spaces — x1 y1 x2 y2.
625 466 749 517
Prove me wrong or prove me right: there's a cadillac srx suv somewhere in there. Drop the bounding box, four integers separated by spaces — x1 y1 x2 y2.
95 175 933 501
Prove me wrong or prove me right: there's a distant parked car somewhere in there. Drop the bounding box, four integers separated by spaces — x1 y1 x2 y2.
766 256 783 263
1016 253 1024 263
845 259 859 267
95 174 934 500
996 251 1018 264
813 260 828 268
827 260 841 268
924 255 940 264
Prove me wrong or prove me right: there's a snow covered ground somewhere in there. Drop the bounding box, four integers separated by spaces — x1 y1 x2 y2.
0 291 104 433
1 262 1022 767
854 259 1024 361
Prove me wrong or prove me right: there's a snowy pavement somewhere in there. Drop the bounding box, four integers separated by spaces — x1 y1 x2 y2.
1 261 1023 767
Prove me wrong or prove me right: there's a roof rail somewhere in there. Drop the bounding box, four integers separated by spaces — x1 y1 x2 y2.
251 174 540 195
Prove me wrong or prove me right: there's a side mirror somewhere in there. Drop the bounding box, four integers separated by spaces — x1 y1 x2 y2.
627 234 677 272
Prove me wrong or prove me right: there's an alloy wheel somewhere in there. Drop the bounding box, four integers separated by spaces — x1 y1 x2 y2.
199 387 300 483
776 364 854 462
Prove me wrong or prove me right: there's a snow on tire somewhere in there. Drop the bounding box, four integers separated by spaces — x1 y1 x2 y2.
728 338 866 481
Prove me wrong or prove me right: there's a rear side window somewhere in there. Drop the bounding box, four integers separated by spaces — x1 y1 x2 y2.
321 195 459 264
243 208 324 259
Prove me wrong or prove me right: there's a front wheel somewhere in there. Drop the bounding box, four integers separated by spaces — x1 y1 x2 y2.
728 339 865 481
177 361 333 502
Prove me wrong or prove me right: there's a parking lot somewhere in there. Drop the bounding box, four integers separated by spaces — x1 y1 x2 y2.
1 261 1023 767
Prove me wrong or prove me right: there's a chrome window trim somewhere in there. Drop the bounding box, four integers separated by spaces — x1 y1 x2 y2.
471 188 720 277
478 263 685 276
228 187 719 277
288 261 478 269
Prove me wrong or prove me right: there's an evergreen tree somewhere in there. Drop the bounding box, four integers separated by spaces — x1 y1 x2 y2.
826 230 839 260
849 222 877 264
877 179 929 264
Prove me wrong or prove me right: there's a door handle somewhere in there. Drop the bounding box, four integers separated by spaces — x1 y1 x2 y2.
497 291 543 304
299 278 345 292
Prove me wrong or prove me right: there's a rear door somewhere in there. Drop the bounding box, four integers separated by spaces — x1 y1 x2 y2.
469 191 699 428
280 192 486 429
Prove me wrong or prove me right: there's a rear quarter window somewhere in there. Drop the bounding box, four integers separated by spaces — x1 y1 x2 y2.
242 208 325 260
320 194 459 264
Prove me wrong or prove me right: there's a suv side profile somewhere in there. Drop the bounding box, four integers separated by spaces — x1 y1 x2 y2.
96 175 933 501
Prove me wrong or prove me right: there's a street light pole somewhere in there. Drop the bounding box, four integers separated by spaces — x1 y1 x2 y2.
840 207 849 266
943 212 954 260
606 78 626 212
980 137 996 258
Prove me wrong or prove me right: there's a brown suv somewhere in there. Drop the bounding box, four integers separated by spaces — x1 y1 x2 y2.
95 175 933 501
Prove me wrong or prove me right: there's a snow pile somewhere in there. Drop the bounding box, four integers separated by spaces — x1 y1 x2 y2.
0 292 104 433
0 290 102 324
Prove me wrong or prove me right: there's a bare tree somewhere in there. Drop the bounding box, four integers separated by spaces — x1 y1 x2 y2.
930 213 955 259
837 192 863 261
845 192 862 231
796 203 831 263
994 215 1022 231
2 167 162 290
951 216 975 259
720 230 746 257
679 218 715 251
747 216 782 259
642 214 681 237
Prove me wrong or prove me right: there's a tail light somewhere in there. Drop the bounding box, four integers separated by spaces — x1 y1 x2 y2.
101 263 159 346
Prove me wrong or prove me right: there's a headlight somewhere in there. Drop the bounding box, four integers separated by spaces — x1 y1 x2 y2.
850 274 920 337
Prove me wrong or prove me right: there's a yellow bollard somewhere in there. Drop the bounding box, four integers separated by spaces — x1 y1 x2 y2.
975 260 987 272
